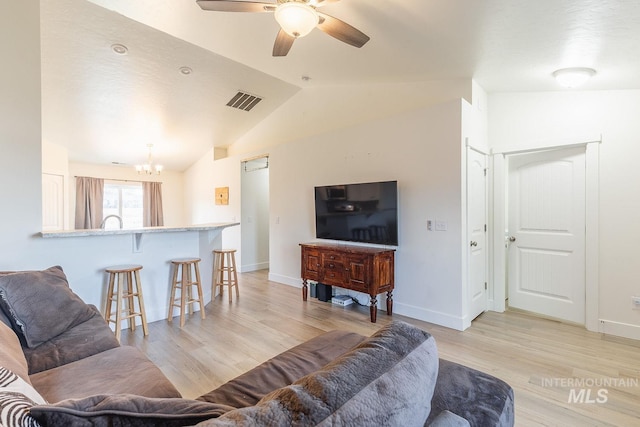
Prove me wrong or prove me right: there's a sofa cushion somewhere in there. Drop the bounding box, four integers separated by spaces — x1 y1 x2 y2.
22 308 119 375
0 266 96 349
198 329 366 409
29 346 181 403
197 320 439 427
0 322 30 384
31 394 233 427
0 366 46 427
429 410 471 427
426 359 514 427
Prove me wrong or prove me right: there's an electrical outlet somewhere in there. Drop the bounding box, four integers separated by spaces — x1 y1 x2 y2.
427 220 432 231
632 296 640 309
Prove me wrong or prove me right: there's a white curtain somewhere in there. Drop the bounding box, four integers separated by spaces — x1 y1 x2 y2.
143 181 164 227
74 177 104 229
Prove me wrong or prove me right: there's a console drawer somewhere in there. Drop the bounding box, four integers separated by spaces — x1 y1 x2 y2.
322 261 346 285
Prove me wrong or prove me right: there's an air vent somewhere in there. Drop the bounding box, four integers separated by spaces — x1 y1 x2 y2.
226 91 263 112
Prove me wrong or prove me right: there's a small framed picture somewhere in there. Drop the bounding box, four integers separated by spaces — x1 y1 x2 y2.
215 187 229 205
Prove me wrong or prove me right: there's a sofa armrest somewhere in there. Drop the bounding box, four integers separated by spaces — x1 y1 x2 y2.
426 359 514 427
197 330 366 408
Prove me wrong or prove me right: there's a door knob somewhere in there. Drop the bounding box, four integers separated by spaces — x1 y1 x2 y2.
508 236 516 242
470 241 478 247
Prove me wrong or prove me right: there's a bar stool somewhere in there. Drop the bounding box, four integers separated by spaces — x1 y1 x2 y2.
104 265 149 342
213 249 239 302
167 258 205 327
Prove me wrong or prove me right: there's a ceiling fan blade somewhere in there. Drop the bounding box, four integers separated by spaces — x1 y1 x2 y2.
196 0 276 13
317 13 370 48
309 0 341 6
273 29 295 57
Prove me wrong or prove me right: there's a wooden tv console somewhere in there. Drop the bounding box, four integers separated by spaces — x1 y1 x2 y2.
299 243 395 323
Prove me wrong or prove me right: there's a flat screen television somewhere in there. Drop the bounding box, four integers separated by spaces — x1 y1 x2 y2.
314 180 398 246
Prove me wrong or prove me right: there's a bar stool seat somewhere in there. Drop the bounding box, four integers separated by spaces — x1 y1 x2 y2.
104 264 149 342
213 249 239 302
168 257 205 327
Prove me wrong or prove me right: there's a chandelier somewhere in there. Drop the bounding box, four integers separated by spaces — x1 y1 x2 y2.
135 144 163 175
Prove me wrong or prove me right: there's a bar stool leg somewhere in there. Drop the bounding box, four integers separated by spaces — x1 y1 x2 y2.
178 264 186 328
115 273 124 342
230 252 239 299
168 264 179 322
134 269 149 336
126 271 136 332
105 272 115 324
194 260 205 319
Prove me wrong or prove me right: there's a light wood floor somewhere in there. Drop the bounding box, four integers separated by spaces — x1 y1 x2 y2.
121 270 640 426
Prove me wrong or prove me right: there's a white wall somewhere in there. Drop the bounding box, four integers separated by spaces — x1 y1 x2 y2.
489 90 640 339
183 150 242 267
186 100 469 329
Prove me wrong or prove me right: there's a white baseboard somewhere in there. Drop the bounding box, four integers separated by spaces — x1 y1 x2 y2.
394 302 468 331
599 319 640 340
240 262 269 273
268 272 301 288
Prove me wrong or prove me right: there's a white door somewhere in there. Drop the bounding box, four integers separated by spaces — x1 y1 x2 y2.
42 173 65 231
468 148 488 320
507 147 585 323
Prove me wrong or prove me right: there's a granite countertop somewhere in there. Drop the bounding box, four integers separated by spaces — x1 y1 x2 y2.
40 222 240 238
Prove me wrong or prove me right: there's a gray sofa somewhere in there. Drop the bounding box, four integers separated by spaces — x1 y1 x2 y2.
0 266 514 426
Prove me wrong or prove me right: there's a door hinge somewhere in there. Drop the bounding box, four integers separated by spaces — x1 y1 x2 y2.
484 282 487 290
484 224 487 232
484 168 487 176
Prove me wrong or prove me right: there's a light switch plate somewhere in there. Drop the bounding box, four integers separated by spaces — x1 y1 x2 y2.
435 220 447 231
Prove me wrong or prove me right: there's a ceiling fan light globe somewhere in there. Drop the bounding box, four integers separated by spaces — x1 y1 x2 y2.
274 2 319 38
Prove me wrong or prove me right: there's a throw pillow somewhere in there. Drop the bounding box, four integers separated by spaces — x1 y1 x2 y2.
197 320 439 426
0 266 96 348
30 394 234 427
0 366 47 427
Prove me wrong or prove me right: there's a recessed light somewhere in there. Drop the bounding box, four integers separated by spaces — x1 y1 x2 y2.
301 75 311 82
552 67 596 88
179 66 193 75
111 43 128 55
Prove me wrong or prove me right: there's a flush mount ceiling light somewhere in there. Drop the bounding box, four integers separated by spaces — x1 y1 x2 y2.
274 1 319 38
135 144 163 175
553 67 596 88
179 66 193 75
111 43 128 55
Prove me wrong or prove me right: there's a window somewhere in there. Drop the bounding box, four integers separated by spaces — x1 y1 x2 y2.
103 181 143 229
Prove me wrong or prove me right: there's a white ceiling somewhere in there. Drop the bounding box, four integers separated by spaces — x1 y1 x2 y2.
41 0 640 171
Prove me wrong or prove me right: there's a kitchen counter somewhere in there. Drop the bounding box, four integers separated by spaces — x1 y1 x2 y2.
40 222 239 238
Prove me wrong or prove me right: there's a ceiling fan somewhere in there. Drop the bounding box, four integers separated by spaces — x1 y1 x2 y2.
196 0 370 56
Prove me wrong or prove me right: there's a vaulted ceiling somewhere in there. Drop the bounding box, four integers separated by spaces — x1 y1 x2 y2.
41 0 640 170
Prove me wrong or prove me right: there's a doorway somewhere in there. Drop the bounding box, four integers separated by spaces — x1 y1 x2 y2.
506 146 586 324
240 155 270 272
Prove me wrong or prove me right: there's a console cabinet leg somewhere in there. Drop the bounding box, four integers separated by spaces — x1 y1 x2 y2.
386 291 393 315
369 295 378 323
302 279 308 301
